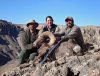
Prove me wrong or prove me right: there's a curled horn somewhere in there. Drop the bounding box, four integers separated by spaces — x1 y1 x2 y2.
34 31 56 46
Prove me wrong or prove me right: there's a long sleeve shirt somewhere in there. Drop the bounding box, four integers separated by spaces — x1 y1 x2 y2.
54 25 84 49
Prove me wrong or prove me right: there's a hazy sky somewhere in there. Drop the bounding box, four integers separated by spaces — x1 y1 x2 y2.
0 0 100 26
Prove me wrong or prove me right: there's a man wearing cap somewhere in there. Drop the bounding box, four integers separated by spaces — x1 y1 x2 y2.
17 20 39 64
55 17 84 55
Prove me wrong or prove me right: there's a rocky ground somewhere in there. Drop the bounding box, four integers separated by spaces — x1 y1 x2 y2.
0 20 100 76
1 51 100 76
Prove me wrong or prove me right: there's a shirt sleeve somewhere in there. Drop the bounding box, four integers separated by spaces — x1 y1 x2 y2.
65 26 79 39
17 31 33 51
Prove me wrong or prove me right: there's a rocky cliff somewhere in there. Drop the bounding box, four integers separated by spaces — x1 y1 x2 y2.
0 20 22 66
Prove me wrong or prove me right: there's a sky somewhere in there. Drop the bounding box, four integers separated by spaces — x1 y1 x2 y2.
0 0 100 26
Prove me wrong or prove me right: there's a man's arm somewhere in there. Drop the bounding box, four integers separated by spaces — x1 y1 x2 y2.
64 26 79 39
17 31 34 51
54 28 65 37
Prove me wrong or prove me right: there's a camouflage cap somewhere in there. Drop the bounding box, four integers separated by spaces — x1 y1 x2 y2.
65 16 74 22
26 20 38 27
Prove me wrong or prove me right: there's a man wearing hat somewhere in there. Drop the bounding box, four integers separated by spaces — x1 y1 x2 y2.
17 20 39 64
55 16 84 55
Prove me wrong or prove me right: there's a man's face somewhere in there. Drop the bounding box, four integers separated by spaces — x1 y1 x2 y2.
66 20 73 27
28 24 37 31
46 18 53 26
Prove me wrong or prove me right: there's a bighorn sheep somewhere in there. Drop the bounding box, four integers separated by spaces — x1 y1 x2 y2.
33 31 81 64
33 31 56 64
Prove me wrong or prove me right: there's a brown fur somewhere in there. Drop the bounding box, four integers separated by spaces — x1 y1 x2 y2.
33 43 50 64
55 42 76 59
33 31 77 64
33 31 56 64
33 41 76 64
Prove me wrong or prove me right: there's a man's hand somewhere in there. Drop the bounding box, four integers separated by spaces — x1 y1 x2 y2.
61 36 65 40
33 41 42 48
33 42 37 47
61 36 68 42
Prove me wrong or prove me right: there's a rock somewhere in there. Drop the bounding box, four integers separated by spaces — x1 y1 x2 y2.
0 20 21 66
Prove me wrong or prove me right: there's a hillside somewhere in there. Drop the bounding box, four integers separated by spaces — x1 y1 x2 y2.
0 20 21 66
0 20 100 76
